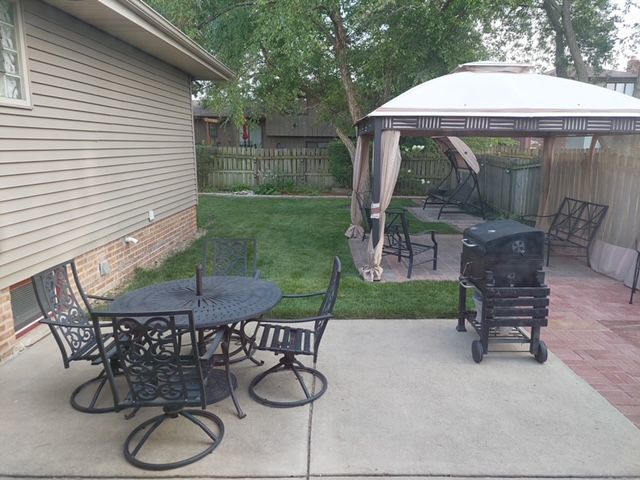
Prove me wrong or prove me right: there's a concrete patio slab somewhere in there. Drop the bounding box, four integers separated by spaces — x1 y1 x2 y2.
311 320 640 478
1 319 639 479
0 333 310 478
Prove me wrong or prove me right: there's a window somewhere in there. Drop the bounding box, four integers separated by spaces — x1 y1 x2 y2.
606 81 635 97
10 279 41 333
0 0 30 106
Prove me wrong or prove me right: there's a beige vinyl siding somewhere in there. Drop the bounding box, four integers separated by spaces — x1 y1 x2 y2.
0 0 198 290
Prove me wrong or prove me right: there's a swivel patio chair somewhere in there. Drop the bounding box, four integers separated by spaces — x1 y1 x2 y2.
382 209 438 278
92 310 225 471
202 237 262 365
31 259 117 413
243 256 341 408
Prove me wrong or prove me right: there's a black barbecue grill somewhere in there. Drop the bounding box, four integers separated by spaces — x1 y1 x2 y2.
457 220 550 363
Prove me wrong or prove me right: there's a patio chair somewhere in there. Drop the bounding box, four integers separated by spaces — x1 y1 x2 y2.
203 237 259 278
382 209 438 278
242 256 341 408
92 310 225 471
356 191 373 241
522 197 608 267
31 259 117 413
630 235 640 304
202 237 262 365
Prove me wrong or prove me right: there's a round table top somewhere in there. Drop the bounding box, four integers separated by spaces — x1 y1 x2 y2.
110 276 282 329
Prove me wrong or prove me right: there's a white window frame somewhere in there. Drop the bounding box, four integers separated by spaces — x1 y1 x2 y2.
0 0 31 108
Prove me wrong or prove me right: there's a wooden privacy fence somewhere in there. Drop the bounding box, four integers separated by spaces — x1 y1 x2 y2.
197 146 334 190
476 154 542 217
196 145 546 219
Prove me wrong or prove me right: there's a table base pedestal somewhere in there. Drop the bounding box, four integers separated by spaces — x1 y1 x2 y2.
205 369 238 405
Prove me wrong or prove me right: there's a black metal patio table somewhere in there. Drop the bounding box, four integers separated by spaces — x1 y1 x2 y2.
110 274 282 418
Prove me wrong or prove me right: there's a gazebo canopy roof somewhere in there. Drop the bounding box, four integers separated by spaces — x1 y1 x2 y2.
357 62 640 137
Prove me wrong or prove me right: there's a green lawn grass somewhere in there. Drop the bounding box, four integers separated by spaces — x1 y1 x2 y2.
126 196 460 319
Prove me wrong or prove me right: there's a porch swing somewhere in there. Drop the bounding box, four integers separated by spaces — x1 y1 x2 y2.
422 136 485 219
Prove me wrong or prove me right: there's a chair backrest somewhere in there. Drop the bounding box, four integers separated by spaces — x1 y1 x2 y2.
549 197 609 246
355 192 372 232
314 257 341 356
31 260 94 368
385 210 414 254
93 310 205 410
203 237 259 277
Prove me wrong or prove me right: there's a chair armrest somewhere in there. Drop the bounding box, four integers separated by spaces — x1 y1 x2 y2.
39 318 96 329
86 293 115 302
199 329 225 362
282 291 326 299
261 314 332 325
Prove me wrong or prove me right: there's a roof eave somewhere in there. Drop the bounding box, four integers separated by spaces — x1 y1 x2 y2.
42 0 235 81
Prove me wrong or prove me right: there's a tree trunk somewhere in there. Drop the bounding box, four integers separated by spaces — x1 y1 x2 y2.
335 126 356 162
554 31 569 78
327 9 362 123
561 0 589 82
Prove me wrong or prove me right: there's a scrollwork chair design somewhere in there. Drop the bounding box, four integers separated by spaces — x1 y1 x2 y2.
243 256 341 408
93 310 225 471
31 260 116 413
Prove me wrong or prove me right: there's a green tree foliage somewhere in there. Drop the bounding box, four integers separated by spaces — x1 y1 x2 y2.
487 0 624 79
327 140 352 187
147 0 632 156
147 0 496 156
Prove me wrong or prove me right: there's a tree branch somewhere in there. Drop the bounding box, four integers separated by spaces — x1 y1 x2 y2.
561 0 589 82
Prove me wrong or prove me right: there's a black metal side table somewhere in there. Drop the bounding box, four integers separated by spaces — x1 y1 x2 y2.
111 275 282 418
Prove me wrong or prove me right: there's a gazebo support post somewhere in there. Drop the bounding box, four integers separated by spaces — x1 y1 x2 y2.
371 118 383 247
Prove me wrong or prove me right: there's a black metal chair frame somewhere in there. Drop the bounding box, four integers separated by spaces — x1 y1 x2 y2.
93 310 225 471
524 197 609 267
203 237 260 279
31 259 117 414
243 257 341 408
382 209 438 278
422 151 485 219
202 237 263 367
630 236 640 304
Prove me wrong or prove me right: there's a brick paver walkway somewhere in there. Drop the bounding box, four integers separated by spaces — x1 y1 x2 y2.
544 270 640 428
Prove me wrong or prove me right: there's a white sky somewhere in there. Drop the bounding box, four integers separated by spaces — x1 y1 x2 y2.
610 0 640 69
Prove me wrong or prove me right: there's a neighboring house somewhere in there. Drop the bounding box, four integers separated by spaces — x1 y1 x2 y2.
547 59 640 148
0 0 233 360
193 102 337 148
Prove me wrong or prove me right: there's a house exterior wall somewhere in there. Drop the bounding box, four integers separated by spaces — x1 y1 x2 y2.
0 1 201 359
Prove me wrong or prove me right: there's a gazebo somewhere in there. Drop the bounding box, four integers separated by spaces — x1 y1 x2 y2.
348 61 640 281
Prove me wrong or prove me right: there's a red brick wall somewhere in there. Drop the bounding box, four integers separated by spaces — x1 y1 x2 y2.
0 288 16 362
0 206 198 362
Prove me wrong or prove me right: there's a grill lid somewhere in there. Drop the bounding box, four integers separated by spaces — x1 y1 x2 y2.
464 220 544 252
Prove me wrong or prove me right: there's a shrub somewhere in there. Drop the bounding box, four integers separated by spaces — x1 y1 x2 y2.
328 141 352 188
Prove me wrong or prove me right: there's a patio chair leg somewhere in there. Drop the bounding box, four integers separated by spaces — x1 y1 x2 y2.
70 370 117 414
248 356 328 408
124 408 224 471
222 327 246 419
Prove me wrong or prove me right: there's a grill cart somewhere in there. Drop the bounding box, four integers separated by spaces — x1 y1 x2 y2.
457 220 550 363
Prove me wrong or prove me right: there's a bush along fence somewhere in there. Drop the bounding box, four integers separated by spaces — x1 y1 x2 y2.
196 145 543 218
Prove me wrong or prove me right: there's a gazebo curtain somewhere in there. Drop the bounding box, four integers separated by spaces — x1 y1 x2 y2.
345 136 371 239
361 130 402 282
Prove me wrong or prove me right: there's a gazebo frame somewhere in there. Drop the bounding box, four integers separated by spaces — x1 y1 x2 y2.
352 66 640 279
